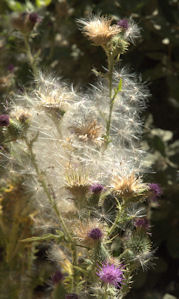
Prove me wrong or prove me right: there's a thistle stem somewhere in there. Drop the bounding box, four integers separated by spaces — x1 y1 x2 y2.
23 34 38 78
25 137 78 292
108 203 121 236
24 137 73 243
105 53 114 144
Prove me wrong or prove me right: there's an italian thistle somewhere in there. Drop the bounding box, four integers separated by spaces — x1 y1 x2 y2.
4 13 156 299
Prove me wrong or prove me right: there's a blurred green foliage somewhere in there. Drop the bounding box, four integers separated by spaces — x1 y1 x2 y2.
0 0 178 298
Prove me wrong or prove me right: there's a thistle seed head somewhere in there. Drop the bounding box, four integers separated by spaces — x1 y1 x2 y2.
78 16 121 46
111 173 148 200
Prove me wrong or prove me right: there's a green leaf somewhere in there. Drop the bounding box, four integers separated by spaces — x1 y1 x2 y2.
163 294 177 299
6 0 25 11
117 78 122 92
35 0 52 8
113 78 123 100
21 233 64 243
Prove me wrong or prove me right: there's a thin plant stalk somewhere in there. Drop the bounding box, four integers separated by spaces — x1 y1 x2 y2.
23 34 38 78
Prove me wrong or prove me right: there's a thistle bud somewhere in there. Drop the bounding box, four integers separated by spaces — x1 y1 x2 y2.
52 270 64 284
148 183 162 201
0 115 10 127
90 183 104 194
7 120 24 139
117 19 129 30
134 217 150 230
12 12 41 34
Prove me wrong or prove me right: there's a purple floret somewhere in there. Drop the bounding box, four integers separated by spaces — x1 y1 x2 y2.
134 217 149 230
148 183 162 200
97 263 124 287
8 64 15 72
117 19 129 30
0 115 10 127
52 270 64 284
29 12 40 24
88 228 103 240
90 183 104 193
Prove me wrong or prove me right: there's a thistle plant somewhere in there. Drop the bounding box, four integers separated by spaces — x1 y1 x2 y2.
0 14 160 299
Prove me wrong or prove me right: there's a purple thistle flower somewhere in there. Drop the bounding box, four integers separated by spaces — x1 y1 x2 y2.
52 270 64 284
117 19 129 30
97 263 124 287
29 12 41 24
88 228 103 240
148 183 162 201
0 115 10 127
90 183 104 194
65 294 78 299
8 64 15 72
134 217 149 230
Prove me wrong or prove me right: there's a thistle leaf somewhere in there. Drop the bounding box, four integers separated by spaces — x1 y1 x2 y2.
20 232 64 243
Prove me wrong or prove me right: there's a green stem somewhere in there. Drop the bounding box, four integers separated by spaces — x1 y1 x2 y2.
24 137 73 243
104 53 115 146
108 203 121 237
71 243 77 292
103 284 108 299
23 34 38 78
25 137 78 293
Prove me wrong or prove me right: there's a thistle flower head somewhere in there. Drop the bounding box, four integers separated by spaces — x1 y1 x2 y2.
78 16 121 46
10 107 32 123
65 168 90 201
111 173 148 200
117 19 129 30
74 220 104 247
69 119 102 144
0 115 10 126
90 183 104 194
97 262 124 287
124 231 152 269
8 64 15 72
148 183 162 200
52 270 64 284
12 12 40 33
88 228 103 240
29 12 41 25
35 74 77 116
134 217 149 230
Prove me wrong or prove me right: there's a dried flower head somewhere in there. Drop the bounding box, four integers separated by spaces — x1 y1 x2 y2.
65 168 90 203
0 115 10 127
69 119 102 143
97 262 124 287
78 16 121 46
35 74 76 117
10 107 32 123
111 173 148 200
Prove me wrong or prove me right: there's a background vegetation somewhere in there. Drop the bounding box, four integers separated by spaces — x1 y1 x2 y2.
0 0 178 298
